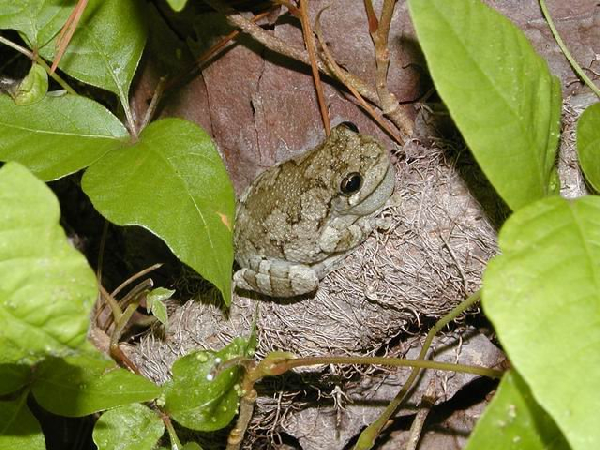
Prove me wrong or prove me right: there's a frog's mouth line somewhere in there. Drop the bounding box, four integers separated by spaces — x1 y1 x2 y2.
346 163 395 216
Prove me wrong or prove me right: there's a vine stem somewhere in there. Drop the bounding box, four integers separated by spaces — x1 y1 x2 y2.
0 35 76 94
354 290 484 450
283 355 501 379
539 0 600 98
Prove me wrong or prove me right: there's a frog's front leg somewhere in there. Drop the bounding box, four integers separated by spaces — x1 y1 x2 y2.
318 215 384 254
234 256 319 298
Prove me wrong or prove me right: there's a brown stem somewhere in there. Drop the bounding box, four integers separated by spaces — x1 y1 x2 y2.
203 0 414 140
367 0 410 137
111 263 163 299
226 389 257 450
204 3 387 111
51 0 89 73
315 12 405 145
363 0 379 33
139 76 166 132
299 0 330 135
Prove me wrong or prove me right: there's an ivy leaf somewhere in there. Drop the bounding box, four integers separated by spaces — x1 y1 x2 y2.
82 119 235 304
576 103 600 192
0 163 97 362
465 370 569 450
0 95 128 180
0 392 45 450
32 354 161 417
483 196 600 450
93 404 165 450
146 287 174 328
13 63 48 106
0 0 70 47
39 0 147 103
164 336 255 431
408 0 562 210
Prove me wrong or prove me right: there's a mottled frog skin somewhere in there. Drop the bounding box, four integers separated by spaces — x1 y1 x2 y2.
234 123 395 297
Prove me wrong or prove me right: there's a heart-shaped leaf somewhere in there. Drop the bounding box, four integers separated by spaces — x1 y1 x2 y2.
82 119 235 304
0 0 70 47
164 336 255 431
93 404 165 450
39 0 147 103
32 354 161 417
0 94 128 180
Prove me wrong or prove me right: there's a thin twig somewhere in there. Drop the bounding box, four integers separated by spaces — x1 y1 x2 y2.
315 12 405 145
99 284 123 324
35 57 77 94
0 35 33 58
363 0 379 32
299 0 330 135
203 0 414 139
103 278 154 331
203 1 383 112
405 382 435 450
139 76 166 132
163 11 271 94
273 0 300 16
111 263 163 299
368 0 399 115
51 0 89 74
0 35 77 94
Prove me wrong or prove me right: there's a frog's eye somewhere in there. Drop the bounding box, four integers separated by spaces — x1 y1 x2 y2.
340 121 359 133
340 172 362 195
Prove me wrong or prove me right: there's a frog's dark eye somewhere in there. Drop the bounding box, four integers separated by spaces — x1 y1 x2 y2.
340 121 359 133
340 172 362 195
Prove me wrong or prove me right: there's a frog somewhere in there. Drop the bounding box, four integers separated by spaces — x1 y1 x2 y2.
234 122 395 298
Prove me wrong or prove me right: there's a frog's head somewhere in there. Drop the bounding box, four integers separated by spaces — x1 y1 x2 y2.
328 123 395 217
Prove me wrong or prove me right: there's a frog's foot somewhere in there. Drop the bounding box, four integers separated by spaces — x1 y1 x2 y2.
234 257 319 298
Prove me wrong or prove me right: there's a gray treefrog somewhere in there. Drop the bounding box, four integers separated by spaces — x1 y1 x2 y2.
234 123 395 297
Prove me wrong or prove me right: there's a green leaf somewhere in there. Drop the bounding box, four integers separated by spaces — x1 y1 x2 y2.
147 287 173 327
0 363 30 395
0 392 45 450
32 354 161 417
14 63 48 106
0 163 97 361
0 0 70 47
182 443 202 450
408 0 561 211
466 370 569 450
576 103 600 192
164 336 255 431
93 404 164 450
483 196 600 450
39 0 147 102
82 119 235 304
0 94 128 180
165 0 188 12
